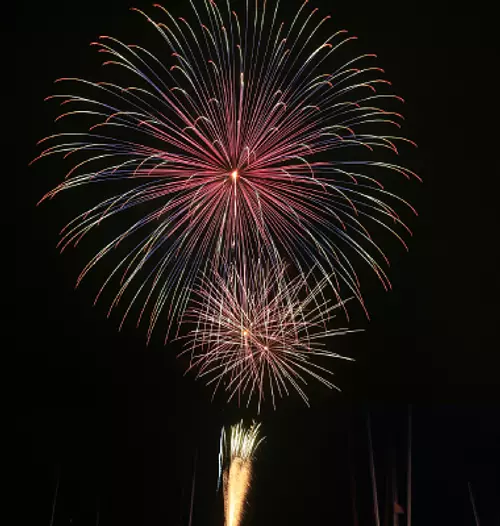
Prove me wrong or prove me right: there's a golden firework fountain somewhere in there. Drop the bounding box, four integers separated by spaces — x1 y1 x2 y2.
219 421 264 526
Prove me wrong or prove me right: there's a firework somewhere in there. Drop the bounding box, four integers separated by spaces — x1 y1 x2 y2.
220 421 264 526
182 261 357 410
34 0 418 340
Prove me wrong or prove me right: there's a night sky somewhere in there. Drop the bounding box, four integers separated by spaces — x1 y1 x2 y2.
14 1 499 525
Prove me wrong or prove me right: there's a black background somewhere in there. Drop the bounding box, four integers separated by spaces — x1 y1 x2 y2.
13 1 499 525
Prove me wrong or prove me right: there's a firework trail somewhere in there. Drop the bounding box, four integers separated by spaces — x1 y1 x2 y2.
182 260 357 410
221 421 264 526
33 0 418 340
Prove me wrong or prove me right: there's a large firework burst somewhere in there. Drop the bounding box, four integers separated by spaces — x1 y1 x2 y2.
182 261 357 410
219 420 264 526
33 0 418 340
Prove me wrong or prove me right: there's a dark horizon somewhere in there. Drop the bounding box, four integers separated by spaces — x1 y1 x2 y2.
13 0 498 525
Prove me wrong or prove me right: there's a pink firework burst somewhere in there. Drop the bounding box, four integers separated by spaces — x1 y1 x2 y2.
181 261 358 411
33 0 419 340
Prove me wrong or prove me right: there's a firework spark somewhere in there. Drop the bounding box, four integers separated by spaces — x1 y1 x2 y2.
221 421 264 526
182 261 357 410
34 0 418 340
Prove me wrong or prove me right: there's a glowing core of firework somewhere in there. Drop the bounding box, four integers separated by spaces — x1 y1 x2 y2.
231 170 239 181
221 421 264 526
